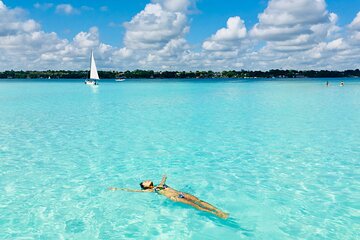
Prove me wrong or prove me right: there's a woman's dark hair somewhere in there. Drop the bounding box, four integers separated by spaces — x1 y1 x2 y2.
140 181 153 190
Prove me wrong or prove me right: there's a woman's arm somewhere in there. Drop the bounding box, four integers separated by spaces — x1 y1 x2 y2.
108 187 153 193
158 175 167 187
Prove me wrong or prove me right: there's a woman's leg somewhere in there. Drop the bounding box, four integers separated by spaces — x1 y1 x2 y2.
171 197 218 215
182 193 222 212
171 196 229 219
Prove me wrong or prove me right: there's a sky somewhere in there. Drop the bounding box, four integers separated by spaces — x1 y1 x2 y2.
0 0 360 71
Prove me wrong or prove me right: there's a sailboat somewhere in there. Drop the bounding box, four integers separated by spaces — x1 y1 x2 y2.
85 50 99 86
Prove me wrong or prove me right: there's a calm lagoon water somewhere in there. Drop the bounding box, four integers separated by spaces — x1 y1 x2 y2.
0 78 359 239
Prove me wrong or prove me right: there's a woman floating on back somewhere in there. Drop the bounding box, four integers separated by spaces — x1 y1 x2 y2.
109 175 229 219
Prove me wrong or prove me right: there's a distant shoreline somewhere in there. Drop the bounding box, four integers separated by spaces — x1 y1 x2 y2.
0 69 359 79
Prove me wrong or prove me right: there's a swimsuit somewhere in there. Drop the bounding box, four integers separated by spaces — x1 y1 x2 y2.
154 184 168 192
178 193 185 199
155 185 186 199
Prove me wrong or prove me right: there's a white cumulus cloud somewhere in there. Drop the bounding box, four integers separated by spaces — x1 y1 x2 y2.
349 12 360 30
123 2 189 50
0 0 360 71
116 0 193 69
203 16 247 51
56 4 79 15
250 0 336 51
34 2 53 10
348 12 360 43
153 0 191 12
0 1 112 70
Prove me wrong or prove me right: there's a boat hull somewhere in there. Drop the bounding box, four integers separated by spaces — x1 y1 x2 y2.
85 80 98 85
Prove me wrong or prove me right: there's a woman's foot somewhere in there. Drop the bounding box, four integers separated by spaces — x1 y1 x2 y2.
216 211 229 219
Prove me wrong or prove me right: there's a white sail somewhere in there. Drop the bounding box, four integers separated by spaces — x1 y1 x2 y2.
90 51 99 80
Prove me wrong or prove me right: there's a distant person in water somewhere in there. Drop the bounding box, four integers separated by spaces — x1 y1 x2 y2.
340 81 344 87
326 81 329 87
109 175 229 219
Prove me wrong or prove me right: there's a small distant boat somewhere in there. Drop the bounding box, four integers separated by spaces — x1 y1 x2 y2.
48 76 51 79
85 50 99 86
115 78 126 82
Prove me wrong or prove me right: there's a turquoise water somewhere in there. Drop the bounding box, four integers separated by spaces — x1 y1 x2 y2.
0 79 359 239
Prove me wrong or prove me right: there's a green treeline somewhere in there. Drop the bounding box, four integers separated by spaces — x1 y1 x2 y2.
1 69 360 79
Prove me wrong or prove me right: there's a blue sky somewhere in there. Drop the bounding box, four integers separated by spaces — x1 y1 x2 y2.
1 0 360 70
6 0 360 47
